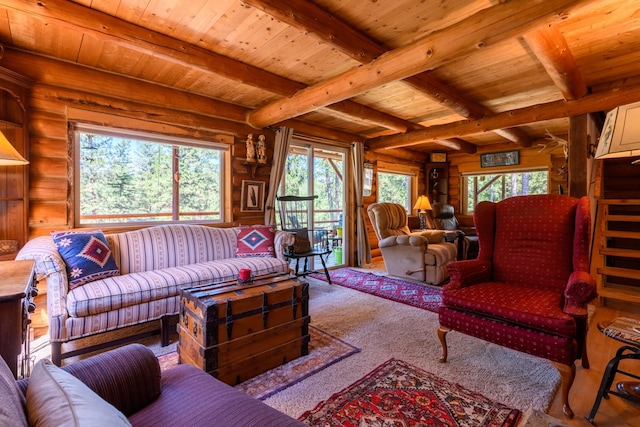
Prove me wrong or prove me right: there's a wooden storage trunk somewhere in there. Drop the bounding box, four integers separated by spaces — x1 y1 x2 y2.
177 273 310 385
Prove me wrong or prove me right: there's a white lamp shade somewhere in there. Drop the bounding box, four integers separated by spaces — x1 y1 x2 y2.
595 101 640 160
0 131 28 165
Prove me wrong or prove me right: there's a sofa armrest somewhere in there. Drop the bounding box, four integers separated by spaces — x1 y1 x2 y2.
16 236 66 280
563 271 597 317
445 259 492 290
19 344 161 417
16 236 70 341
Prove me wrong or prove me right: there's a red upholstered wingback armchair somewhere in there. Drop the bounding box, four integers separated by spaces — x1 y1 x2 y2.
437 194 596 418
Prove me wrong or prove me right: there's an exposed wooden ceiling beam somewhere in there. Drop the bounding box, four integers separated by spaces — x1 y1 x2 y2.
1 0 410 133
1 48 363 143
243 0 488 121
367 81 640 150
523 26 588 100
244 0 531 148
246 0 597 129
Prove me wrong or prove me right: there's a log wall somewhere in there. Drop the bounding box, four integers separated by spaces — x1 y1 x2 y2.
1 49 570 264
3 62 277 238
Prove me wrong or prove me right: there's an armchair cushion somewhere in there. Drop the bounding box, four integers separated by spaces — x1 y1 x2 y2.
443 282 576 338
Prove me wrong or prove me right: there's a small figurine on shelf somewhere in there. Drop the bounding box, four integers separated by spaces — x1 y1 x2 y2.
246 133 256 163
257 134 267 164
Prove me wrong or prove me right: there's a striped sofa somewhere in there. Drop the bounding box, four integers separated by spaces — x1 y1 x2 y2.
17 224 294 365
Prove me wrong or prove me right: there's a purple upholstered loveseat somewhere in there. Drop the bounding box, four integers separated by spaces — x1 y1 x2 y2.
0 344 304 427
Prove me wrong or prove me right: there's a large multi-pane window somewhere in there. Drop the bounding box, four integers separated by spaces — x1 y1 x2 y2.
462 169 548 214
377 170 413 212
75 125 228 226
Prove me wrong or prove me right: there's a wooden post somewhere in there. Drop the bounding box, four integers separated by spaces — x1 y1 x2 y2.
568 115 589 198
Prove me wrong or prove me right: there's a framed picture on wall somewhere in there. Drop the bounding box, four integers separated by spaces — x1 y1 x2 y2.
480 150 520 168
240 180 265 212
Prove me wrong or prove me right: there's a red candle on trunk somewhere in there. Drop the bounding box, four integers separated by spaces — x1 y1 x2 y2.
239 268 251 281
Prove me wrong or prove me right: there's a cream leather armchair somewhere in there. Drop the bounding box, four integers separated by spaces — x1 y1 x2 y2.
367 202 457 285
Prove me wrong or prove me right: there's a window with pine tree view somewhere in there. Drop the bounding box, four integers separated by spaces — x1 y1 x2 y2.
463 169 548 214
75 125 228 226
377 171 412 212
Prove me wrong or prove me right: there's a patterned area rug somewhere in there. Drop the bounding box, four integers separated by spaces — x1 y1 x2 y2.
157 325 360 400
299 358 521 427
310 268 442 313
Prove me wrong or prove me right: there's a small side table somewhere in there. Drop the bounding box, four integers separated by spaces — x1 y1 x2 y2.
586 317 640 424
0 260 37 379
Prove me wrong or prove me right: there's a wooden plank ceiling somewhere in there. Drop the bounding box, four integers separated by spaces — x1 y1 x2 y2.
1 0 640 155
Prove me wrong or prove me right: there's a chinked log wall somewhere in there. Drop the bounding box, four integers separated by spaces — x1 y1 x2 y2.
4 50 566 261
25 84 274 238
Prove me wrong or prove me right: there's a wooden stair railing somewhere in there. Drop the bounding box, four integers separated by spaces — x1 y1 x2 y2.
593 199 640 305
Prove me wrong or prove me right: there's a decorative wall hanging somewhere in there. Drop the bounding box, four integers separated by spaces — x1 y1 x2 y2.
480 150 520 168
241 180 265 212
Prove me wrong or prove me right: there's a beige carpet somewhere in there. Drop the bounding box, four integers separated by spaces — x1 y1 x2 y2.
263 273 561 420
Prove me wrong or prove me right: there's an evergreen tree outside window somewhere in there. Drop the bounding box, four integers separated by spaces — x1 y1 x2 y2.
462 169 548 214
377 171 412 212
75 125 228 226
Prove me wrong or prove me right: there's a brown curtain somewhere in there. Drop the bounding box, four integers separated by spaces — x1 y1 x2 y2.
264 126 293 225
351 142 371 266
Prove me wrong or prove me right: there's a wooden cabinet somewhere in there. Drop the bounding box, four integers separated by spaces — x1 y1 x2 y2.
426 162 448 204
0 67 30 260
0 259 36 379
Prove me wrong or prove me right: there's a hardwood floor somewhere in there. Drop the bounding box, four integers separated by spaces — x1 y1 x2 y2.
546 301 640 426
30 288 640 425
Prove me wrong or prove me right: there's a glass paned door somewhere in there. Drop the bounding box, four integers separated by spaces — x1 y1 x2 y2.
280 142 347 269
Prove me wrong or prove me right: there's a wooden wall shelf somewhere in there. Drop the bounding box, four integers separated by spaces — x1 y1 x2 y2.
0 69 30 257
242 161 266 178
426 162 448 204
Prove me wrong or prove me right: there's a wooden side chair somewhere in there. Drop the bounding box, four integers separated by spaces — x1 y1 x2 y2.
277 195 332 283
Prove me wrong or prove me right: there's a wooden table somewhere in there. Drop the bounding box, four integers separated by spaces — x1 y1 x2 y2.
0 260 37 379
177 273 310 385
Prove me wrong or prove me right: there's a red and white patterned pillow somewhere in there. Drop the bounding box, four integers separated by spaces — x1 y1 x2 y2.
235 225 276 257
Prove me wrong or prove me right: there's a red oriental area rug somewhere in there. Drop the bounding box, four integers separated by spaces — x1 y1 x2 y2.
310 268 442 313
299 359 521 427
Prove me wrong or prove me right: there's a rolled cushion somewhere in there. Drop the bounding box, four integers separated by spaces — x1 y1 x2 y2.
235 225 276 257
51 230 120 289
26 359 131 427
